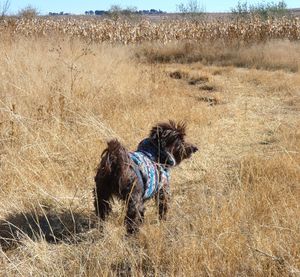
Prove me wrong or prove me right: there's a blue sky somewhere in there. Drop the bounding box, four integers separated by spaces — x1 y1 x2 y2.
7 0 300 15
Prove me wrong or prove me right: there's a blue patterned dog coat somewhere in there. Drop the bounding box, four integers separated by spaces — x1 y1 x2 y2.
129 138 174 200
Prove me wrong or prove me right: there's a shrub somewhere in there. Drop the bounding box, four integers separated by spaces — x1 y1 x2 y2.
231 1 290 19
18 5 39 19
0 0 10 19
176 0 205 19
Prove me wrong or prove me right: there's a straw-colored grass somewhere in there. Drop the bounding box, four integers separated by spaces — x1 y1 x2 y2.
137 40 300 72
0 34 299 276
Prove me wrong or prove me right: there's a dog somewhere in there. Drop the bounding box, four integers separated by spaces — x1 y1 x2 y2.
94 120 198 234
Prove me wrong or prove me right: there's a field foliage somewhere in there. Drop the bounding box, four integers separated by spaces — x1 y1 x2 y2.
1 16 300 44
0 16 299 276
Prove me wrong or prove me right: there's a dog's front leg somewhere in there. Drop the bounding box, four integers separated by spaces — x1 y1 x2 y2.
157 187 170 221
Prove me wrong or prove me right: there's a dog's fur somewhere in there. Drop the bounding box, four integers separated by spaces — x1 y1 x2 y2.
94 121 198 234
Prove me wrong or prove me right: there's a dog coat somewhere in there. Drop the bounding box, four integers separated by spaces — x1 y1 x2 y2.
129 138 174 200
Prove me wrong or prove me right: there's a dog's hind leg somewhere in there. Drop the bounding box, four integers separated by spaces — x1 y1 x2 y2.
94 182 112 221
124 182 145 234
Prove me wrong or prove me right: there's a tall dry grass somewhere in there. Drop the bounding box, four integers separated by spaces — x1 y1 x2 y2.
137 40 300 72
0 32 299 276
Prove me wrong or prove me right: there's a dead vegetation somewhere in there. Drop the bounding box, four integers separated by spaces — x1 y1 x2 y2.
138 40 300 72
0 22 299 276
1 15 300 44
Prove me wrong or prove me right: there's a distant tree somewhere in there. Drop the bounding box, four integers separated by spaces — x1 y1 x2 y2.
176 0 205 18
250 1 289 18
108 5 139 20
124 6 138 14
95 10 107 16
85 10 94 15
18 5 39 18
231 0 249 17
0 0 10 18
231 1 289 19
109 5 121 14
49 12 62 16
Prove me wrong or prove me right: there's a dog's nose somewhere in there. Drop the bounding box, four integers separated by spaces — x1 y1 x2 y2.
192 146 198 153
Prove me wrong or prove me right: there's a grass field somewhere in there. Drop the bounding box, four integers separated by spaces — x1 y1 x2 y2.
0 21 299 276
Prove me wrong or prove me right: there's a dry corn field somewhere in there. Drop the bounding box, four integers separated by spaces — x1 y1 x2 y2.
0 16 299 276
1 16 300 43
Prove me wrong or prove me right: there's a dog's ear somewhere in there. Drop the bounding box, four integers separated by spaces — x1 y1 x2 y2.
149 120 186 143
173 121 186 140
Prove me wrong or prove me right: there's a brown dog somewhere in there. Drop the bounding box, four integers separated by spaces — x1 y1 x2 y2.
94 121 198 234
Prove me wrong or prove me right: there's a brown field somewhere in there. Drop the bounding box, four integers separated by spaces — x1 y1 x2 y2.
2 16 300 44
0 17 299 276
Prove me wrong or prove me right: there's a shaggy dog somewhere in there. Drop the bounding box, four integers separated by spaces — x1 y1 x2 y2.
94 121 198 234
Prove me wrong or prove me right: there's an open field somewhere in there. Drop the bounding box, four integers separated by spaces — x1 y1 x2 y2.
0 18 299 276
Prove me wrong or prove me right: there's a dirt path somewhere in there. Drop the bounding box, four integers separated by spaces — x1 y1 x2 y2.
161 63 300 187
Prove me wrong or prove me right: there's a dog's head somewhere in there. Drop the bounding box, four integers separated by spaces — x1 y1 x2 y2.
150 120 198 166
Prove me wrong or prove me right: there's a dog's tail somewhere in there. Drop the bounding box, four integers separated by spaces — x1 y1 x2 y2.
94 139 131 219
100 139 128 172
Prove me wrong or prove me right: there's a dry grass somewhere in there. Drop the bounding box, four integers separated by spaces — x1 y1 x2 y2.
137 40 300 72
0 31 299 276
